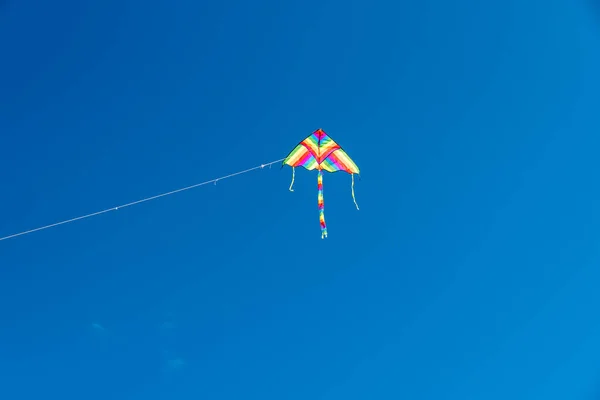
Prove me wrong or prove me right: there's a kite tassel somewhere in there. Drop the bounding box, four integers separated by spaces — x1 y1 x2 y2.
289 167 295 192
318 170 327 239
351 174 359 210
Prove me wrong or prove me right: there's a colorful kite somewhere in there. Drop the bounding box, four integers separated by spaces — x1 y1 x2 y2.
283 129 360 238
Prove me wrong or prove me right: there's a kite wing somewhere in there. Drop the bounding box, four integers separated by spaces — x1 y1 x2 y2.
283 129 360 238
282 129 360 174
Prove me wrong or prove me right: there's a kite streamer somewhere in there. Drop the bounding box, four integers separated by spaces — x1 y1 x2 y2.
318 170 327 238
351 173 359 210
289 167 295 192
283 128 360 238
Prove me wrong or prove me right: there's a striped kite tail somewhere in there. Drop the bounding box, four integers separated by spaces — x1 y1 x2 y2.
318 170 327 239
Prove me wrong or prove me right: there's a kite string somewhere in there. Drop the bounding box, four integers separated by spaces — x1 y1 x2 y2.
0 158 285 242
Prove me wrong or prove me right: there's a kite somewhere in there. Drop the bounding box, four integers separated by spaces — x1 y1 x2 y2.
283 129 360 239
2 130 359 242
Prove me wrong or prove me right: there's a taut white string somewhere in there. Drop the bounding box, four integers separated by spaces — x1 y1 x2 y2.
0 158 285 242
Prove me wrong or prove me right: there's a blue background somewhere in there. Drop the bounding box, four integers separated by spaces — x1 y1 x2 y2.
2 0 600 398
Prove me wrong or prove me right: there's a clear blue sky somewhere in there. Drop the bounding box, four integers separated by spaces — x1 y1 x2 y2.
2 0 600 399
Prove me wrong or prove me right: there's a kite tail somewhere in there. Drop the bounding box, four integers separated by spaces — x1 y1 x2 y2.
318 170 327 239
351 174 359 210
289 167 295 191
